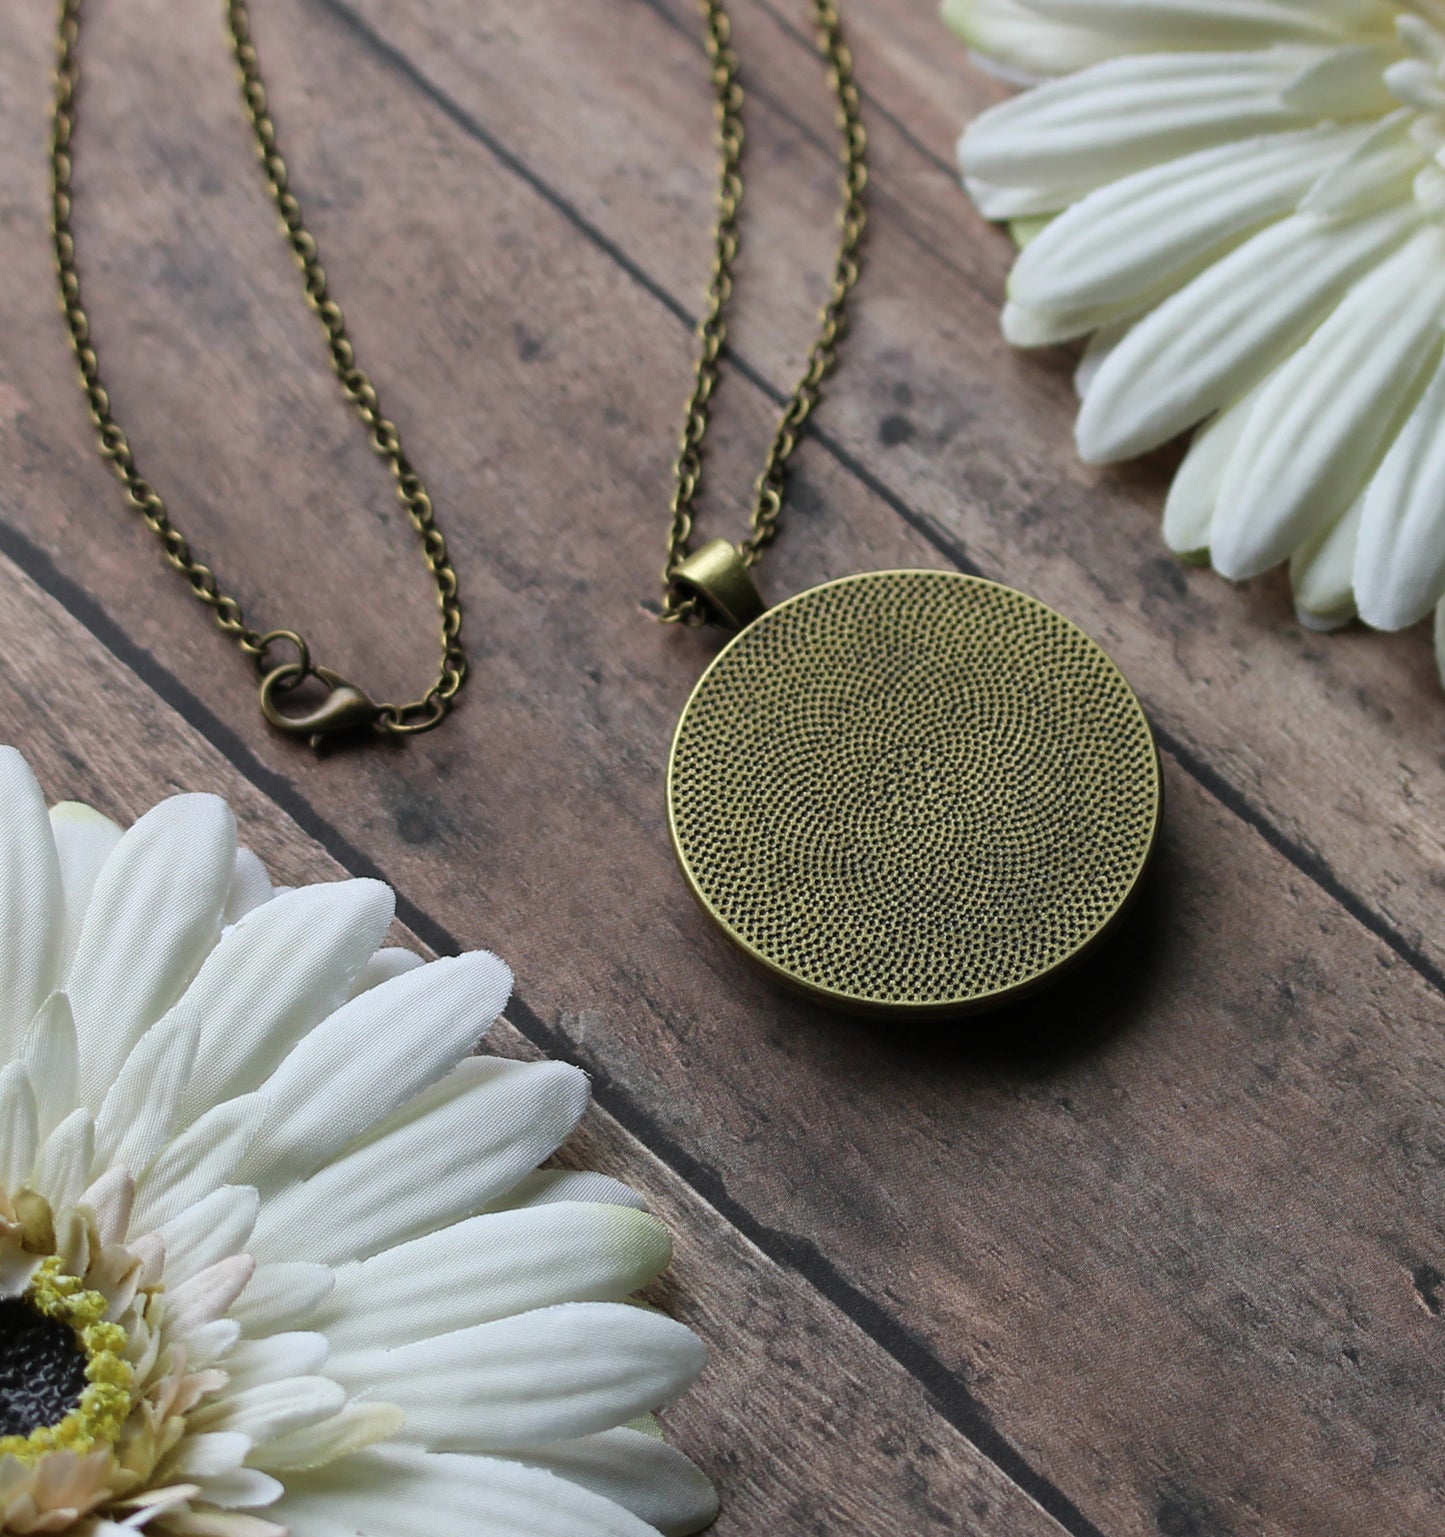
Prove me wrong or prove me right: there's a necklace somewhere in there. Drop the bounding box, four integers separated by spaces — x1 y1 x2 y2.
661 0 1162 1019
50 0 465 745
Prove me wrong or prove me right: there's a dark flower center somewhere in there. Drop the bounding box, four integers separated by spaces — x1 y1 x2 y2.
0 1297 87 1438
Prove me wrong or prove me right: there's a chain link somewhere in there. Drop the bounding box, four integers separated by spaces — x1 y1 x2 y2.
51 0 467 735
661 0 868 624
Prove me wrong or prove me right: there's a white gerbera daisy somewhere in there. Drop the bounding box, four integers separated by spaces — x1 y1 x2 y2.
0 748 715 1537
948 0 1445 674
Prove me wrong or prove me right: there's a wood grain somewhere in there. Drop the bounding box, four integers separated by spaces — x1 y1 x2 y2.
373 0 1445 980
0 546 1072 1537
0 2 1443 1535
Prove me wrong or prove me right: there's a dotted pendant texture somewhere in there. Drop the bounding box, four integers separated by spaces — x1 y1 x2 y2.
667 570 1162 1018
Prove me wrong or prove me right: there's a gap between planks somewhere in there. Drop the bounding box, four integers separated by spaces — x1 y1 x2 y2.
0 524 1087 1537
0 503 1109 1537
211 16 1442 1520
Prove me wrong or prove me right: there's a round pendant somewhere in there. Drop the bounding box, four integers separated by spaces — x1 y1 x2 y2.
667 569 1161 1018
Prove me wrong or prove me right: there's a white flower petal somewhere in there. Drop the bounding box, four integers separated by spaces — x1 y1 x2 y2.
1002 294 1134 346
176 880 396 1129
0 1061 39 1192
223 1334 331 1395
0 1249 42 1301
1434 596 1445 684
1009 123 1369 318
0 749 63 1052
1388 50 1445 108
963 46 1350 195
248 1402 404 1476
33 1106 95 1211
167 1434 254 1481
115 1484 206 1522
1355 348 1445 628
187 1319 244 1368
78 1166 135 1245
92 1004 201 1178
314 1204 673 1351
238 951 512 1189
132 1094 268 1233
1212 223 1445 578
1293 492 1365 629
68 793 236 1109
1161 385 1265 555
49 801 123 975
1301 107 1425 217
273 1442 667 1537
515 1428 718 1537
157 1186 260 1284
1283 41 1400 115
247 1058 589 1266
224 850 274 926
347 946 426 999
330 1302 707 1453
161 1511 284 1537
167 1254 257 1337
488 1169 649 1214
1023 0 1393 48
1077 202 1417 461
19 991 79 1136
944 0 1123 77
962 171 1074 220
192 1377 346 1446
228 1262 336 1337
195 1468 285 1512
1073 315 1130 400
129 1231 165 1291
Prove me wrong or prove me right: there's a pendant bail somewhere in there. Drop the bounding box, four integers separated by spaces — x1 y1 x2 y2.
671 539 767 632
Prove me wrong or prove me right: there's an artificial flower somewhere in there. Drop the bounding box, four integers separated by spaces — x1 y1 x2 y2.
0 747 715 1537
948 0 1445 673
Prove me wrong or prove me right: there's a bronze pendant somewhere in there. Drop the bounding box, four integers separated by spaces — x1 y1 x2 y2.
667 566 1161 1018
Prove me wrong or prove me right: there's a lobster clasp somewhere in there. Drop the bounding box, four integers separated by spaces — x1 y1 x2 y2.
259 662 382 748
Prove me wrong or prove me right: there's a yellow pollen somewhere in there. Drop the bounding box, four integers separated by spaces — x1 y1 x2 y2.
0 1258 135 1466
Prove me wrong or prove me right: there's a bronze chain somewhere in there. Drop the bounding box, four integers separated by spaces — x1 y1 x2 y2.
50 0 466 738
661 0 868 624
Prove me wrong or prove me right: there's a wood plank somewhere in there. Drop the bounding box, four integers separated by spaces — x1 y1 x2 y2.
2 3 1445 1535
0 546 1070 1537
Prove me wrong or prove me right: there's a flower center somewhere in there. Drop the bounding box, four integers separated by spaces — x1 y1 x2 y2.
0 1297 87 1439
0 1260 135 1465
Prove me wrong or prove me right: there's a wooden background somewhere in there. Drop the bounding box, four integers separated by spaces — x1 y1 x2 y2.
2 2 1443 1533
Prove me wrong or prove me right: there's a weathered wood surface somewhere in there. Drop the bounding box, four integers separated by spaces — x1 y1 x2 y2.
0 547 1069 1537
1 3 1443 1535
